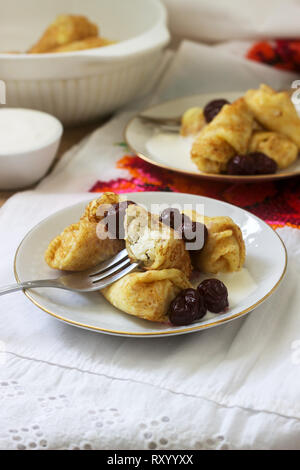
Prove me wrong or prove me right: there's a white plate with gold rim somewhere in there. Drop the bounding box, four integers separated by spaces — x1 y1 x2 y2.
125 92 300 182
14 192 287 337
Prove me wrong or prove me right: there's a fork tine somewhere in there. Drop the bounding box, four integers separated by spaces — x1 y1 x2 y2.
91 262 140 291
88 249 129 277
90 258 132 283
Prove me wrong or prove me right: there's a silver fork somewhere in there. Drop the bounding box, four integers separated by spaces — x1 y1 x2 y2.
1 249 139 296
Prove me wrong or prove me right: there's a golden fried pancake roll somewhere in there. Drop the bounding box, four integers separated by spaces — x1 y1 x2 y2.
45 193 124 272
50 37 114 53
191 98 254 174
101 269 191 323
28 15 99 53
184 210 245 274
249 131 298 169
245 84 300 149
181 107 206 136
211 98 254 153
125 204 192 277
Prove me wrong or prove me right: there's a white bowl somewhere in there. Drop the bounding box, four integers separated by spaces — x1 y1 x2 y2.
0 108 63 190
0 0 170 126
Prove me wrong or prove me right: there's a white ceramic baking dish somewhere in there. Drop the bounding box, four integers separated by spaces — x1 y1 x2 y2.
0 0 170 126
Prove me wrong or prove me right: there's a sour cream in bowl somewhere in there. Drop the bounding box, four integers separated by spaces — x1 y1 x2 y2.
0 108 63 190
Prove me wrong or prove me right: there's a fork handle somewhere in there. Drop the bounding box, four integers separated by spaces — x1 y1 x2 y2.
0 279 60 296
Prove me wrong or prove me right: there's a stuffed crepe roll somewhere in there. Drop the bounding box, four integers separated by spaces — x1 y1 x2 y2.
191 98 254 174
244 84 300 149
101 269 191 323
125 204 192 277
184 210 246 274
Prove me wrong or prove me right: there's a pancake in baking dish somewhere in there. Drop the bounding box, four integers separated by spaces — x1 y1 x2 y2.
44 191 247 324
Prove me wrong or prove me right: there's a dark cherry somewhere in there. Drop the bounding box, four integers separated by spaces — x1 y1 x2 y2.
180 215 208 249
227 154 256 175
160 210 208 251
250 152 278 175
105 201 136 239
169 288 207 326
195 222 209 250
159 208 182 231
204 99 230 123
197 279 229 313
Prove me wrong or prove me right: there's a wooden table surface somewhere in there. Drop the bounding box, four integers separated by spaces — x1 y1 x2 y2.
0 117 108 208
